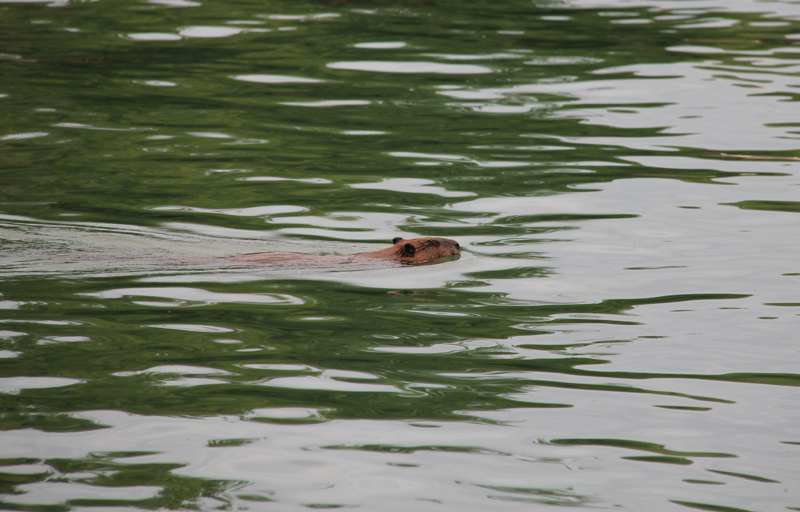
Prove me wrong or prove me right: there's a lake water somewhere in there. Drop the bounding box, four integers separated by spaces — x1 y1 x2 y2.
1 0 799 510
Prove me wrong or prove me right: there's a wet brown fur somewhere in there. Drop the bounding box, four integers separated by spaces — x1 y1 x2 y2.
226 237 460 266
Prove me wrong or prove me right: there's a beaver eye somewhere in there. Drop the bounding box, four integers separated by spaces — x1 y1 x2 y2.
455 243 460 250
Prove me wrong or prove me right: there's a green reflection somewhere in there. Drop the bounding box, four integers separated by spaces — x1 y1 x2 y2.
548 438 735 459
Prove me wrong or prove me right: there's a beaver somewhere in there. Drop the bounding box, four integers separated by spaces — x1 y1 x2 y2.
225 237 460 266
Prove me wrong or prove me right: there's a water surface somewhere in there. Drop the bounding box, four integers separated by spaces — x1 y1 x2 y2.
1 0 799 511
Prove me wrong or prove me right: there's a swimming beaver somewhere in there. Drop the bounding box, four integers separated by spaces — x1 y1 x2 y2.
226 237 460 266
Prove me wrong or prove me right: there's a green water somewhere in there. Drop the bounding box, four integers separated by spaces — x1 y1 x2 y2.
2 0 800 510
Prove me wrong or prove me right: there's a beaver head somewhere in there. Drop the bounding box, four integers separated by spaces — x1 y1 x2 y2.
389 237 461 264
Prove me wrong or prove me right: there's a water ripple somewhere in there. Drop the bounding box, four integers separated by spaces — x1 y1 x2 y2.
82 287 304 306
328 61 493 74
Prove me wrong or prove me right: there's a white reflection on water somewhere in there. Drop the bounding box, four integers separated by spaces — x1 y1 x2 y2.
328 61 494 74
0 377 83 394
83 287 304 306
153 204 309 217
1 406 795 510
354 41 407 49
279 100 371 107
231 74 325 84
390 151 530 168
437 57 800 150
177 26 248 38
7 482 160 507
351 178 476 197
262 372 400 394
447 175 799 301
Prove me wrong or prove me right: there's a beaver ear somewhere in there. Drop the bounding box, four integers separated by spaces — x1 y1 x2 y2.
392 237 404 245
401 243 416 257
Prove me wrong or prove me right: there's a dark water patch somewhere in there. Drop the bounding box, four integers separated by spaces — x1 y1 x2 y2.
722 200 800 214
655 405 713 412
470 482 594 506
706 469 780 484
324 444 509 456
624 455 693 465
549 438 735 459
671 500 760 512
206 438 257 448
0 413 106 434
683 479 725 485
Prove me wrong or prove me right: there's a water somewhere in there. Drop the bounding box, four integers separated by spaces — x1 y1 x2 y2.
1 0 799 510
